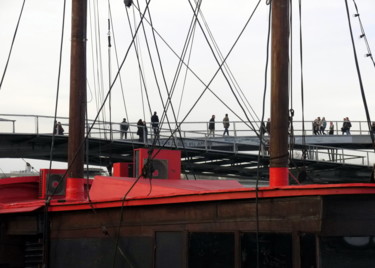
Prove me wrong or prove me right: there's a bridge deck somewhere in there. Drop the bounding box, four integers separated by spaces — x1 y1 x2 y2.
0 132 373 183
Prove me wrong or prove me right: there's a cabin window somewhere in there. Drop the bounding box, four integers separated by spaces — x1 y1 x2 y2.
155 232 184 268
188 232 235 268
240 233 292 268
320 236 375 268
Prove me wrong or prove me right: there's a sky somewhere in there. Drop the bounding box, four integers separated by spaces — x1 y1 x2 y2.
0 0 374 172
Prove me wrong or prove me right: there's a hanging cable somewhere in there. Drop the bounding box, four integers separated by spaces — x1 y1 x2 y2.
0 0 26 91
344 0 375 183
255 3 272 267
298 0 307 163
108 17 113 140
108 2 132 140
127 5 152 120
142 0 184 143
44 0 67 266
197 2 262 124
131 0 263 135
167 2 201 122
352 0 375 68
344 0 374 145
187 0 263 135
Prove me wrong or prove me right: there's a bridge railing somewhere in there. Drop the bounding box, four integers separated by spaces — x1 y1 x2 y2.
0 114 374 166
0 114 374 137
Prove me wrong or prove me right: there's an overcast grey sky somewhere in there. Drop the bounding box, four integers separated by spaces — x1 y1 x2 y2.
0 0 374 172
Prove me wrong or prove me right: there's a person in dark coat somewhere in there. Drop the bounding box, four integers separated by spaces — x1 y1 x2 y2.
151 111 159 135
56 122 64 135
266 118 271 135
208 115 215 137
137 119 144 142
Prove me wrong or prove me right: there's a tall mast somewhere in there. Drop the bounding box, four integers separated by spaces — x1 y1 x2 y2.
269 0 289 186
68 0 87 178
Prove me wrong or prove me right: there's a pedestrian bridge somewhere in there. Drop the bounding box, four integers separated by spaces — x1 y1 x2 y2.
1 114 374 182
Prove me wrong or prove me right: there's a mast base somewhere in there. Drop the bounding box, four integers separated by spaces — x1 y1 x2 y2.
269 167 289 187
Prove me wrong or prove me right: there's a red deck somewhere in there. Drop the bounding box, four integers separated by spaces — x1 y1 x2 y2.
2 175 375 214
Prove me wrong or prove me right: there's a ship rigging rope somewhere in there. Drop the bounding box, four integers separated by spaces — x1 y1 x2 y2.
163 0 201 124
177 0 264 138
147 0 205 168
133 0 204 180
145 2 183 135
298 0 307 161
156 0 204 148
108 2 132 136
344 0 374 150
0 0 26 91
133 0 179 136
352 0 375 68
186 0 261 135
131 0 264 135
288 0 296 164
124 5 153 118
255 2 272 266
44 0 68 266
196 1 262 124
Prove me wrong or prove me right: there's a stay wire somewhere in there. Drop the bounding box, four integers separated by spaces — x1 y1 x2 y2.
133 7 149 121
255 2 272 267
44 0 67 266
197 2 262 124
352 0 375 68
133 0 174 135
344 0 374 151
288 0 295 164
0 0 26 91
157 0 203 145
132 1 263 133
166 1 201 122
149 1 202 180
187 0 263 137
298 0 307 162
176 24 197 120
108 2 134 141
94 0 108 134
144 0 183 141
124 5 152 117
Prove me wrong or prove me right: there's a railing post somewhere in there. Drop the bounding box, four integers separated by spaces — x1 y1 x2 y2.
36 116 39 134
233 122 237 137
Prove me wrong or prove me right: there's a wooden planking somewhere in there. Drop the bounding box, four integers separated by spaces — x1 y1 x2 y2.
50 196 323 239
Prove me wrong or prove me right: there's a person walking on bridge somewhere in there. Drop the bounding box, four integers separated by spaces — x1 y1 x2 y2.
320 117 327 134
223 114 230 136
329 121 334 135
151 111 159 136
120 118 129 139
208 115 215 137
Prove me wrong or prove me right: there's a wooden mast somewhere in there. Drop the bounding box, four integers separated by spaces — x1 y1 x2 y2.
269 0 289 186
68 0 87 178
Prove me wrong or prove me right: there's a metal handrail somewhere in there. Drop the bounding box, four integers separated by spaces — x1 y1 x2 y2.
0 114 374 166
0 113 374 136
